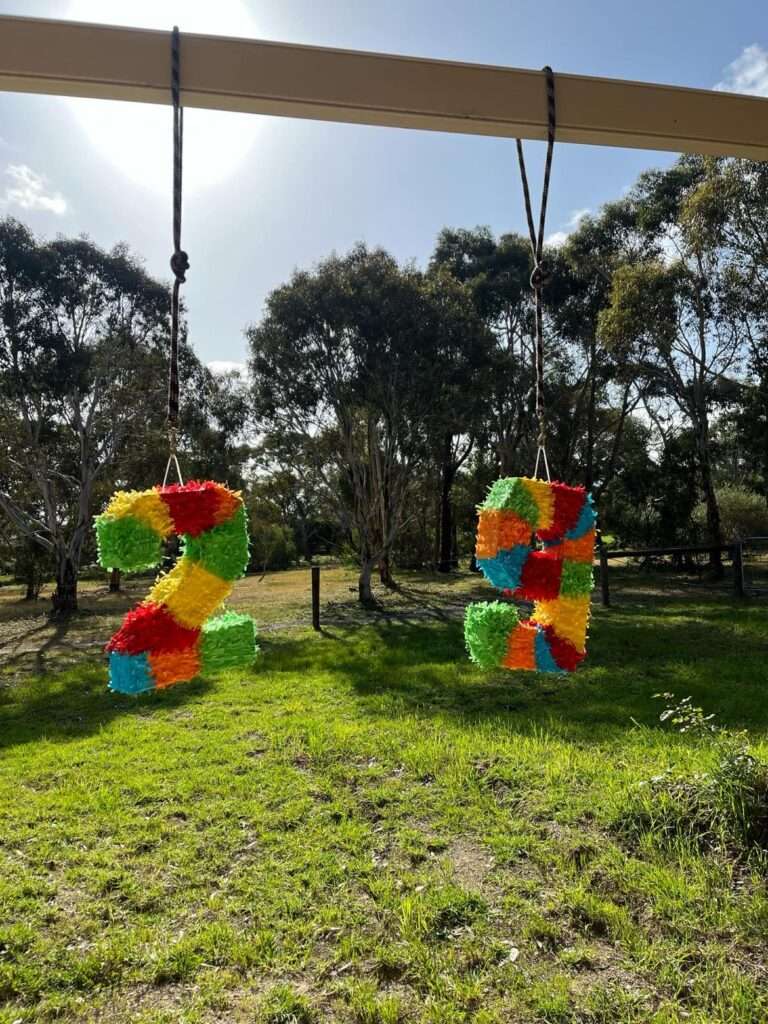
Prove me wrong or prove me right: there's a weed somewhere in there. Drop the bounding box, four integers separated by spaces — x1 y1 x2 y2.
616 693 768 859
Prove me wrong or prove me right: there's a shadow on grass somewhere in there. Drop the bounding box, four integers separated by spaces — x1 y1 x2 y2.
2 594 764 751
273 598 768 737
0 662 212 751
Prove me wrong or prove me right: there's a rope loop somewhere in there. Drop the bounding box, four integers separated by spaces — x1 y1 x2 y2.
166 24 185 436
529 261 551 290
515 65 556 478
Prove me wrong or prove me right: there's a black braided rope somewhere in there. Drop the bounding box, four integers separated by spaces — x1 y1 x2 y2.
515 66 556 451
167 25 189 433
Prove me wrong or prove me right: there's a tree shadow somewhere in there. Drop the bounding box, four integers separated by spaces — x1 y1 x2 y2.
0 662 213 751
273 599 768 739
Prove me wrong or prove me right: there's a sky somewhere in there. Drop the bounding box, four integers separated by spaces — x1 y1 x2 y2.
0 0 766 372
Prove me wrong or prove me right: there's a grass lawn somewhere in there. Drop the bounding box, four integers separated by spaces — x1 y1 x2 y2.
1 567 767 1022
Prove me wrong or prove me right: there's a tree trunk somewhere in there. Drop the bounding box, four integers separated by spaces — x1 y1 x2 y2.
51 552 78 616
298 520 312 563
23 552 41 600
109 568 121 593
584 336 597 491
438 474 455 573
698 424 724 577
18 538 44 600
438 436 456 573
358 558 375 605
378 553 395 587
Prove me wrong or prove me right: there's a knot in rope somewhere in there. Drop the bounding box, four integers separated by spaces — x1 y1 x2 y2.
170 249 189 283
530 261 551 290
166 25 185 436
515 65 556 480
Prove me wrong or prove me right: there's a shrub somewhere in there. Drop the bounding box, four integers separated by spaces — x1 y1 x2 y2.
615 694 768 859
249 519 298 572
693 485 768 540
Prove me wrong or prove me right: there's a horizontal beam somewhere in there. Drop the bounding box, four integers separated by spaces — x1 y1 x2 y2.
605 544 735 559
0 15 767 158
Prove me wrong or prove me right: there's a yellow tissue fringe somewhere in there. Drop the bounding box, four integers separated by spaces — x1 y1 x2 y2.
105 489 174 537
534 595 591 652
148 559 231 629
522 478 555 531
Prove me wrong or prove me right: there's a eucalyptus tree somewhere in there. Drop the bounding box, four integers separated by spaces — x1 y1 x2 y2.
248 245 442 603
430 228 534 475
599 158 749 568
418 267 493 572
0 220 171 613
693 159 768 495
551 200 649 494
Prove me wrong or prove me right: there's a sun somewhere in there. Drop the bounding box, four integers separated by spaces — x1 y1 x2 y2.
65 0 261 193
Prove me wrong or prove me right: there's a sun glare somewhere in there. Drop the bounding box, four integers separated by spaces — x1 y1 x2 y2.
65 0 261 193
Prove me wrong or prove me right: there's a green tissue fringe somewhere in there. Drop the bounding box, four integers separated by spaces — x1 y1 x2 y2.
559 560 594 597
481 478 539 525
464 601 519 669
95 514 162 572
200 611 258 673
182 506 250 581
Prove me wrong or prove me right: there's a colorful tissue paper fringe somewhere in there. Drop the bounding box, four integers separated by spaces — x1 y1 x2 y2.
465 476 595 673
95 481 258 694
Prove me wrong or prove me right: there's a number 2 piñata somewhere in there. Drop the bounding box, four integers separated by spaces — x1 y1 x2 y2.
95 481 258 694
464 477 595 673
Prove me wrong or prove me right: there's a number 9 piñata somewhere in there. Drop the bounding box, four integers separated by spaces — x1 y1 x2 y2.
95 481 258 694
464 477 595 673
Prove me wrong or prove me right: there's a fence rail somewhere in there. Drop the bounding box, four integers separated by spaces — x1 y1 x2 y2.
596 538 768 605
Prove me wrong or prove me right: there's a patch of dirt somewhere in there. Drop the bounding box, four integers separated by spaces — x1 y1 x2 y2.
90 982 192 1022
566 940 654 1002
447 835 495 892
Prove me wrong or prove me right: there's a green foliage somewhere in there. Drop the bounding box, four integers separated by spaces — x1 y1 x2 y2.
248 518 298 571
693 485 768 540
0 218 249 613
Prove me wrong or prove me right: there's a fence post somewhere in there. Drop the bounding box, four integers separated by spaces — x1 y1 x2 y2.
732 540 746 598
311 565 321 630
599 544 610 607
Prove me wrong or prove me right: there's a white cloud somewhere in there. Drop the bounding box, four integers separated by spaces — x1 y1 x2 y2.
715 44 768 97
208 360 246 376
545 208 591 247
566 208 591 227
2 164 67 215
545 230 569 248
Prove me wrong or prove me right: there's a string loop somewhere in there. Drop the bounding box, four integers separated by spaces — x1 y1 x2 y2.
515 65 556 479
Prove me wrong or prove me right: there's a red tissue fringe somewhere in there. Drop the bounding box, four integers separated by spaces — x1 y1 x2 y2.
537 482 586 542
107 601 200 655
159 480 236 538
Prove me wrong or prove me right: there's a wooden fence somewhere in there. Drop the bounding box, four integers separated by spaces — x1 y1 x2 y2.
596 539 767 606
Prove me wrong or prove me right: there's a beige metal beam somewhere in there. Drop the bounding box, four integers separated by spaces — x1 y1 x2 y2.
0 15 766 159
